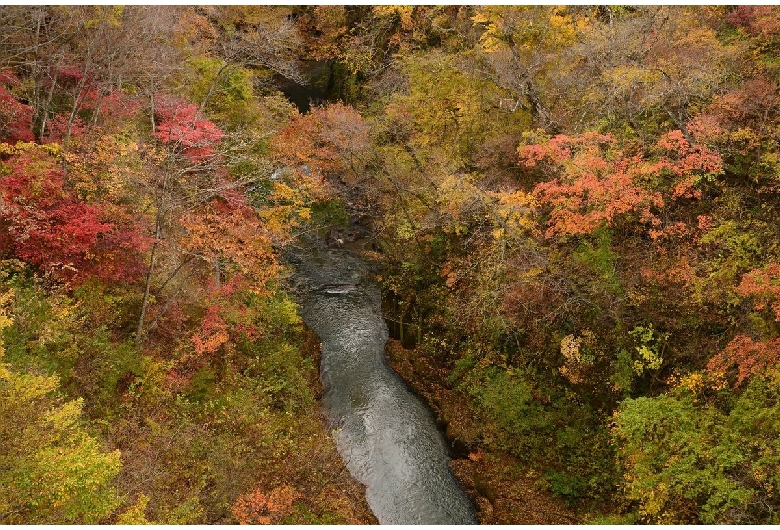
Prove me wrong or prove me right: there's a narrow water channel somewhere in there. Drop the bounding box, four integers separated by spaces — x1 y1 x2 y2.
288 244 476 525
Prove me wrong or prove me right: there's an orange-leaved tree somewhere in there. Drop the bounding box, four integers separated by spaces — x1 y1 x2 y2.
231 485 299 525
707 335 780 388
736 263 780 322
521 130 722 239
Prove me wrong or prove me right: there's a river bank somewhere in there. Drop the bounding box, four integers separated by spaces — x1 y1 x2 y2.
384 338 579 524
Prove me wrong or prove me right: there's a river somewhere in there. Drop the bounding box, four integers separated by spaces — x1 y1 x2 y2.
288 243 477 525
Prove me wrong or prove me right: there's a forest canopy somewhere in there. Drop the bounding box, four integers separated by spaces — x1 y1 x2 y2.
2 5 780 524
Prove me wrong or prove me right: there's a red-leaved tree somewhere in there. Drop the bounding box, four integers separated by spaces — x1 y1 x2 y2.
0 145 148 284
154 95 224 162
0 70 35 144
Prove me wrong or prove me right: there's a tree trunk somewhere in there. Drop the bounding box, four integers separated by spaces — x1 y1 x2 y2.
135 219 161 345
38 64 60 141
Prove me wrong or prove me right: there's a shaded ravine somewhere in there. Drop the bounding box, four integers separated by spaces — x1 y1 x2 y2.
288 244 477 525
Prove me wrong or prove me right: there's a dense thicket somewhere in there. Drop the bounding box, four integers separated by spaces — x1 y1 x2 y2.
2 5 780 524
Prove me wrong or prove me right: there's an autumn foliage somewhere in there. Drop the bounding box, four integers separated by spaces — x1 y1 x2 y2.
520 130 723 238
4 4 780 526
0 71 35 144
0 146 147 283
190 276 262 357
271 102 369 178
0 6 377 527
728 6 780 40
707 335 780 388
231 485 300 525
178 192 280 291
154 96 224 162
521 132 664 237
736 263 780 321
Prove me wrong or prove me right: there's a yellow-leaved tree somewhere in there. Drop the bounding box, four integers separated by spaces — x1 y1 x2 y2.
0 289 122 524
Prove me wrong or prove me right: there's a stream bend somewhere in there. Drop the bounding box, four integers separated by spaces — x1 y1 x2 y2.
289 245 476 525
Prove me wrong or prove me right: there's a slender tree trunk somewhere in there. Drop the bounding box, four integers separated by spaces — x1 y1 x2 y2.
147 264 195 332
214 259 222 289
90 87 105 127
32 8 45 138
63 72 90 151
416 306 422 346
38 64 60 141
136 218 161 345
198 63 230 112
666 108 695 145
149 90 156 134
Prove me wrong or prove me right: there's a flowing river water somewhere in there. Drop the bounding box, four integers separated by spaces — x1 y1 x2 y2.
288 243 477 525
